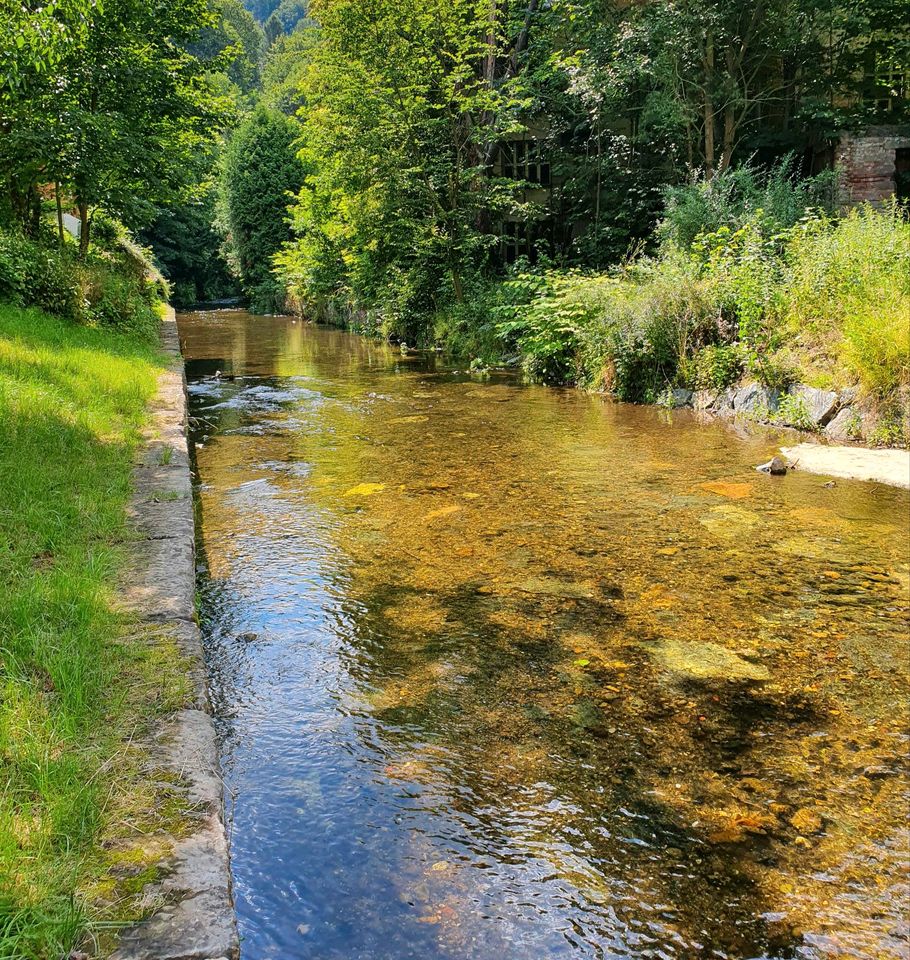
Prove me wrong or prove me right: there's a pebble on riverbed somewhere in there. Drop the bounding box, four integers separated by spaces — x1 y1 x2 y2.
756 456 788 475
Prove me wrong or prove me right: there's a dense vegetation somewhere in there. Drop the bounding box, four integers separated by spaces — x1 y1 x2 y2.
152 0 910 427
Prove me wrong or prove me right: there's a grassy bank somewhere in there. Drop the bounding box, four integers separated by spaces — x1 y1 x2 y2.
0 287 167 955
437 199 909 443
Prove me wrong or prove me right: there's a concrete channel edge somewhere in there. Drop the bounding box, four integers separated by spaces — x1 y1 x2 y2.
112 307 239 960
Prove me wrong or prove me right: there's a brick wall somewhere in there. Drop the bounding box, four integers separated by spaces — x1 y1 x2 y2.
836 128 910 205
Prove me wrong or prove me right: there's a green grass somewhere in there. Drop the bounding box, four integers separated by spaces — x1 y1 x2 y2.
0 303 165 958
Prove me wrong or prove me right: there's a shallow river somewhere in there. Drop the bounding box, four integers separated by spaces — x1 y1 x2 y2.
179 309 909 960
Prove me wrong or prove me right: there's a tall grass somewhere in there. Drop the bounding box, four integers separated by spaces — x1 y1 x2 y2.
0 304 162 958
780 205 910 395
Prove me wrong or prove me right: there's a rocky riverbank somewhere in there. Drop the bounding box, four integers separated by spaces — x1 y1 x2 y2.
665 381 907 446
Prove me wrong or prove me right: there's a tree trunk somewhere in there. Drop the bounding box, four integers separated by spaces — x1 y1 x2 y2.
720 104 735 171
450 265 464 303
27 184 41 237
719 47 737 172
485 0 497 84
55 183 64 247
703 33 716 177
78 202 91 258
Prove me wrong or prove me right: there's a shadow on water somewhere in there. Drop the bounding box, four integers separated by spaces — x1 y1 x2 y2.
182 309 910 960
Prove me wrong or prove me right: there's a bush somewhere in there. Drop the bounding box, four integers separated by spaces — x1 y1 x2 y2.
81 266 160 340
683 344 743 391
0 230 85 321
496 201 908 416
660 157 836 252
0 226 165 341
779 204 910 399
495 269 611 384
692 217 791 387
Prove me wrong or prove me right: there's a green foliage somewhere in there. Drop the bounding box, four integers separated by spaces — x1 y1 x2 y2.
0 226 165 339
683 344 743 391
0 230 85 321
260 23 319 114
492 198 908 415
779 203 910 398
192 0 266 95
773 393 816 430
241 0 308 27
278 0 534 339
692 217 791 386
1 0 233 249
220 105 305 312
660 160 837 252
143 185 239 308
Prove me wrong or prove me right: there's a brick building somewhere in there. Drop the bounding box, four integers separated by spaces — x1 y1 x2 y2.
836 125 910 205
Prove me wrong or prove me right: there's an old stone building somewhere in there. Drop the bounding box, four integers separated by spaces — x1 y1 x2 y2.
836 125 910 204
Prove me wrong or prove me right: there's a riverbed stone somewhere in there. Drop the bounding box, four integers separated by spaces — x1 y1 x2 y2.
787 385 840 427
645 638 770 683
757 456 788 475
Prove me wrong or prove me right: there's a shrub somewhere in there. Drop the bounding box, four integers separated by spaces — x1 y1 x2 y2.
82 266 160 340
779 204 910 399
0 229 86 321
684 344 743 391
693 217 791 387
774 393 816 430
0 226 165 341
660 157 836 252
582 256 720 401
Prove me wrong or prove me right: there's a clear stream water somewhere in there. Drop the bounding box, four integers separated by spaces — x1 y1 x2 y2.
179 309 909 960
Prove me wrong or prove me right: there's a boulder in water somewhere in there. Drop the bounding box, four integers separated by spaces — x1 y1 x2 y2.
756 456 788 475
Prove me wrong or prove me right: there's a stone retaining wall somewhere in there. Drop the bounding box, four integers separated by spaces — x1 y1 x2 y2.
113 308 238 960
665 381 899 443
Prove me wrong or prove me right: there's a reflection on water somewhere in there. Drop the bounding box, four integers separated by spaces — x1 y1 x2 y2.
180 309 910 960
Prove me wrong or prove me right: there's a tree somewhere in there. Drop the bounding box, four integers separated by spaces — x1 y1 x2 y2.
278 0 534 336
0 0 97 230
1 0 234 250
219 105 305 311
58 0 235 254
192 0 267 96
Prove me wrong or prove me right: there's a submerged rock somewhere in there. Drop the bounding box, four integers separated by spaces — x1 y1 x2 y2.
790 807 823 834
646 638 770 682
698 505 762 538
757 456 788 475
